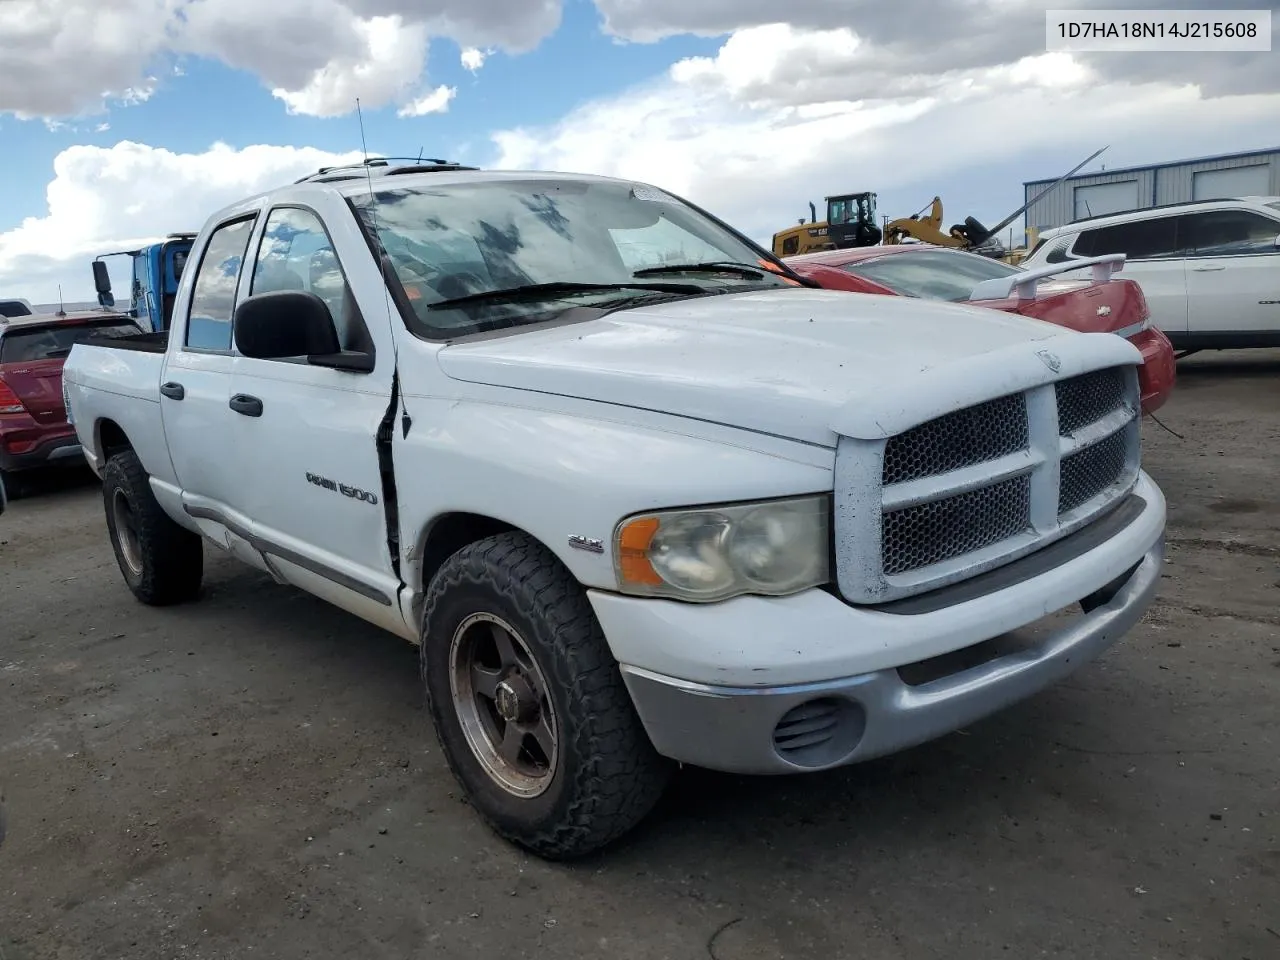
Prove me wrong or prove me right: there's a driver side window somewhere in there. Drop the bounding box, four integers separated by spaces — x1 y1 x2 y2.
249 207 375 353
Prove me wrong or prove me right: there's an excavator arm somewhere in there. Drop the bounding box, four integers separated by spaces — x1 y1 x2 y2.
884 197 966 246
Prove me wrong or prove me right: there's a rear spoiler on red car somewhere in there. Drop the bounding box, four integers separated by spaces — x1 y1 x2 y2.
969 254 1126 302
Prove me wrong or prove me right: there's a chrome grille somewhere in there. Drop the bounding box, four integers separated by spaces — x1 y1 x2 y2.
1056 367 1126 435
834 361 1142 605
883 393 1028 485
1059 426 1130 514
883 474 1031 574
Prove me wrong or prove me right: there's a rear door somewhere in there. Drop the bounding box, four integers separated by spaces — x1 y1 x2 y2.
1072 215 1189 335
224 202 406 635
160 214 258 534
1182 208 1280 335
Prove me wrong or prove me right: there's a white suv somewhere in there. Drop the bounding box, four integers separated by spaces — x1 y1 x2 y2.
1023 196 1280 354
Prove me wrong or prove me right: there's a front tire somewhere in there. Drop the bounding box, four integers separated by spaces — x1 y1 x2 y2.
102 450 203 605
421 532 672 860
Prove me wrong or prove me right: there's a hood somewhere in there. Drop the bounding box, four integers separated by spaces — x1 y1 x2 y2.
437 288 1136 446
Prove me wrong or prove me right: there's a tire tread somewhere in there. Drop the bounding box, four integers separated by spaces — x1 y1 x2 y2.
421 531 671 859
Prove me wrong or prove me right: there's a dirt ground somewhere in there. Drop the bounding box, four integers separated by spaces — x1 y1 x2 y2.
1 351 1277 960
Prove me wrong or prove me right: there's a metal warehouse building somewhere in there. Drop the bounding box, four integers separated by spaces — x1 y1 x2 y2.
1023 146 1280 238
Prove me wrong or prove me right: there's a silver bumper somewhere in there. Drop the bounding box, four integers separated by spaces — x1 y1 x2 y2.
620 532 1164 775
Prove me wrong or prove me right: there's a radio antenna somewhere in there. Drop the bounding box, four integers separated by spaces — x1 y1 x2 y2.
356 98 370 164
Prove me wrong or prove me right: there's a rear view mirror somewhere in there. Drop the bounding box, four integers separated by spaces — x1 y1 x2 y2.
234 291 341 359
92 260 115 308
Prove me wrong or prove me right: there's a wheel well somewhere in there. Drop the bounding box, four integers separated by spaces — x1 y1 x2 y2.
419 513 518 592
96 419 133 462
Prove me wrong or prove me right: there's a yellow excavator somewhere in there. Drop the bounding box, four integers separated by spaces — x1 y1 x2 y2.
882 147 1108 260
771 192 883 257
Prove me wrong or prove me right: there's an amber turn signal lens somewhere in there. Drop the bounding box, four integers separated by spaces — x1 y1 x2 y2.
617 516 662 585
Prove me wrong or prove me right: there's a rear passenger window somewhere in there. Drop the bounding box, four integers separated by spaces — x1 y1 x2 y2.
1074 216 1182 260
1183 210 1280 257
186 218 256 351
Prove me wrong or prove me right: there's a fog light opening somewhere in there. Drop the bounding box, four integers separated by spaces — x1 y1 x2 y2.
772 697 866 768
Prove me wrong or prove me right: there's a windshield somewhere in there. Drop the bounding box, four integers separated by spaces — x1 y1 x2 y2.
350 177 794 338
0 300 33 318
0 319 141 363
843 249 1021 301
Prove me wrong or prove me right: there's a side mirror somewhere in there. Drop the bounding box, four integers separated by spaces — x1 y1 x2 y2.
234 291 341 360
92 260 115 308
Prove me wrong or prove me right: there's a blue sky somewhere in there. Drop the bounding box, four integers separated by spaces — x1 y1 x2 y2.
2 0 1277 303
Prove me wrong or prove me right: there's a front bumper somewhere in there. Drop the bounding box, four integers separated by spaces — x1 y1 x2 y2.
592 473 1165 775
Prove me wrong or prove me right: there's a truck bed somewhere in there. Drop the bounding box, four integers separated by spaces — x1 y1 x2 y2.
63 340 173 482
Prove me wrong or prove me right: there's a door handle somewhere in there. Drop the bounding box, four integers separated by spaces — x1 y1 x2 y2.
1192 265 1226 272
229 394 263 417
159 382 185 400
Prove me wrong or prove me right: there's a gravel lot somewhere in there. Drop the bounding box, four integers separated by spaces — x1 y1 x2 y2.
2 351 1277 960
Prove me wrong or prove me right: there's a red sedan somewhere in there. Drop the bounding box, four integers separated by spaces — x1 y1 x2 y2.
0 309 142 496
785 245 1175 413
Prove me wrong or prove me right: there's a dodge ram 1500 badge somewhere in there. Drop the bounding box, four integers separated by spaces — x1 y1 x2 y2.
62 159 1167 860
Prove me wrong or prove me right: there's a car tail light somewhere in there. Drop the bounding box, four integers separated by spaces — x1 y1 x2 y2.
0 377 26 415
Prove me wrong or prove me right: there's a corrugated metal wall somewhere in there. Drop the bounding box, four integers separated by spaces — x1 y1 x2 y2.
1022 150 1280 240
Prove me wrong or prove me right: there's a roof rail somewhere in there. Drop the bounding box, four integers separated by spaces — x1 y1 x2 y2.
294 156 479 184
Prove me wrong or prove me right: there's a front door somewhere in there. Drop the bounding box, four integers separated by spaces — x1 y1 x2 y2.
1183 208 1280 335
224 204 407 636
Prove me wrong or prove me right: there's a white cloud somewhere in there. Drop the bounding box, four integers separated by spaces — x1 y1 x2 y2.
397 84 458 117
3 1 1275 121
0 0 562 120
269 16 430 117
0 142 364 303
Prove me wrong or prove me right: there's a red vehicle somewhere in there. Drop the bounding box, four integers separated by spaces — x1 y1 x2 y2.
0 310 142 495
785 245 1176 412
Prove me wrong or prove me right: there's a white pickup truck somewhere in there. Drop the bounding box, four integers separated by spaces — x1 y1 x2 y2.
63 161 1167 859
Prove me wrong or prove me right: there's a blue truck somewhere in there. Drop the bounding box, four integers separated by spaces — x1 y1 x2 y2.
91 233 196 333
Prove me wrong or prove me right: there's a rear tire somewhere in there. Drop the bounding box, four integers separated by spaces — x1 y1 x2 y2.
421 532 672 860
102 450 203 605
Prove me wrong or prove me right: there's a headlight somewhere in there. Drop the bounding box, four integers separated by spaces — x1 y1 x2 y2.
613 495 830 602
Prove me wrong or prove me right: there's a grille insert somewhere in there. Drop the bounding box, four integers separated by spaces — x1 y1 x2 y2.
882 392 1028 486
1060 429 1129 514
882 474 1033 575
1056 367 1127 435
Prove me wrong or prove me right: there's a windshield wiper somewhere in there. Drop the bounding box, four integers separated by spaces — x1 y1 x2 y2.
632 261 766 280
426 281 704 311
